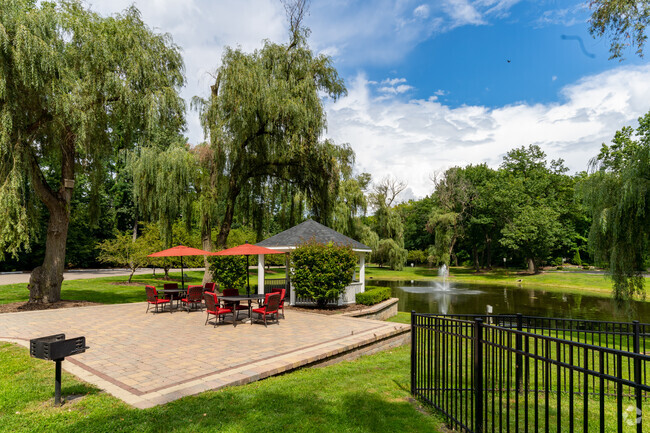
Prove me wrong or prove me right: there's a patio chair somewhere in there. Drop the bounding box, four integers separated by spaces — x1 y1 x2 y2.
203 282 217 293
204 292 236 327
181 285 204 312
145 285 170 313
252 293 280 327
270 288 286 319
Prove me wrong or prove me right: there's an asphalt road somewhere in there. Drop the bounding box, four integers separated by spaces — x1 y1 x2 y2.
0 268 204 285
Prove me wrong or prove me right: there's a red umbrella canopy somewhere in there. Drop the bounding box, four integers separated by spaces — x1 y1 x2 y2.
148 245 213 257
210 243 283 256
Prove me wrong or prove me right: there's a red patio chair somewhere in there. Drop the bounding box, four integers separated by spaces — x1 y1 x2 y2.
271 288 286 319
252 293 280 327
203 282 217 293
181 285 204 312
145 285 170 313
203 292 236 327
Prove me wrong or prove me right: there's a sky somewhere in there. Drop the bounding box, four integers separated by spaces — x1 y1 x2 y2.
89 0 650 200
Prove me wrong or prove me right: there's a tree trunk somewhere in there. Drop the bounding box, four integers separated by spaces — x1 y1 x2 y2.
201 223 214 285
28 203 70 303
485 235 492 269
128 267 136 283
216 182 241 249
28 139 74 304
472 245 480 272
527 257 537 273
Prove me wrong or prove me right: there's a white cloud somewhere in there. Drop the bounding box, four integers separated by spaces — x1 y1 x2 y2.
413 4 430 19
324 65 650 198
443 0 485 27
552 75 558 81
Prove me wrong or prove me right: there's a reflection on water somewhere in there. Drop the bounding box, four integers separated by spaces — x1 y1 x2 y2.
370 280 650 322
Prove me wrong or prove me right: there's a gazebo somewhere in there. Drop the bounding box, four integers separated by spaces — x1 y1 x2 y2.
255 219 372 306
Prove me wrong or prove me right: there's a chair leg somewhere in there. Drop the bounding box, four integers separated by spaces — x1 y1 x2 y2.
146 303 150 314
264 314 267 327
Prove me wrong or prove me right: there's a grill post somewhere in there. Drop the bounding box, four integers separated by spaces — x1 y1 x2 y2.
474 318 484 433
54 359 62 406
515 313 523 393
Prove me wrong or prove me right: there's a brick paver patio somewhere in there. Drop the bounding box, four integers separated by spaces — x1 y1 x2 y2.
0 302 409 408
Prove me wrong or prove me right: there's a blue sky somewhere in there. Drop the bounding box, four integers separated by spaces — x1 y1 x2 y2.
89 0 650 199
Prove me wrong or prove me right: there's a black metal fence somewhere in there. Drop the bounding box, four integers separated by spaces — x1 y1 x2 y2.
411 313 650 433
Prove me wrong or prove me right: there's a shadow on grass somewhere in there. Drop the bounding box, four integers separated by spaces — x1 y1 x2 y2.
58 389 438 433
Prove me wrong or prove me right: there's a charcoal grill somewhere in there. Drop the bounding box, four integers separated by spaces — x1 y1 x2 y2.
30 334 88 406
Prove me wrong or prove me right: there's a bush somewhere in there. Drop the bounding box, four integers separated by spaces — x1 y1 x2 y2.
290 241 357 308
356 286 391 306
556 266 563 270
209 255 247 292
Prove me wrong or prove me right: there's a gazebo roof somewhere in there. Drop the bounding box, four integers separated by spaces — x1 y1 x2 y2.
256 219 371 252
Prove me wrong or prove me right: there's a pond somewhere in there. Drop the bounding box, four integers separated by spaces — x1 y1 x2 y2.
370 279 650 322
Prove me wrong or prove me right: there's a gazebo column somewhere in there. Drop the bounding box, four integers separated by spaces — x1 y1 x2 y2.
359 253 366 292
257 254 265 295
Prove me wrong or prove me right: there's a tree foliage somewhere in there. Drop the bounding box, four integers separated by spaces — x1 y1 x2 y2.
580 112 650 299
589 0 650 59
97 232 150 283
0 0 185 302
193 13 347 249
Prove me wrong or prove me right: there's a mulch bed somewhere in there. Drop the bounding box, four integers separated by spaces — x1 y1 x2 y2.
0 300 102 314
287 303 367 315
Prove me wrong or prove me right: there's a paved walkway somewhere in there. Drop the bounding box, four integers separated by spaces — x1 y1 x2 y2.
0 268 205 285
0 303 409 408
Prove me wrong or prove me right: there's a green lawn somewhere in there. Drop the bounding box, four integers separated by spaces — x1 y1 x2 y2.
0 342 443 433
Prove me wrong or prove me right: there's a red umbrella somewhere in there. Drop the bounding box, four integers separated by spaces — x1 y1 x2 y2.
211 242 283 296
148 245 212 290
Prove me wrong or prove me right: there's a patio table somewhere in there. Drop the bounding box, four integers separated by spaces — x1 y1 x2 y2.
220 294 266 325
159 289 186 311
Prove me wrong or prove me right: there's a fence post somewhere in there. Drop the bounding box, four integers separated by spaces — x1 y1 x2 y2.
633 321 642 433
411 310 416 396
474 318 484 433
516 313 523 393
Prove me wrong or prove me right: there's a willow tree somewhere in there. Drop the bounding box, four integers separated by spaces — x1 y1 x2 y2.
193 10 346 248
0 1 185 302
581 113 650 299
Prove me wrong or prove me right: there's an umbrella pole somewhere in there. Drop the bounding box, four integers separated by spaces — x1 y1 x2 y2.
181 256 185 291
246 255 250 296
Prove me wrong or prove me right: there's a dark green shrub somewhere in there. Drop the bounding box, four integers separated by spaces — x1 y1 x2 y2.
290 241 357 308
356 286 391 306
209 255 247 291
556 266 563 270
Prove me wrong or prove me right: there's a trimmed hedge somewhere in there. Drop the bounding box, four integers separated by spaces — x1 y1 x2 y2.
356 286 391 306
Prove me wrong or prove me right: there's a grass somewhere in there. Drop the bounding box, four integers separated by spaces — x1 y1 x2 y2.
0 342 444 433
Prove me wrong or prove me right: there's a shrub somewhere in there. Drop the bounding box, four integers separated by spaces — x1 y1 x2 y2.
290 241 357 308
209 255 247 292
356 286 391 306
556 266 563 270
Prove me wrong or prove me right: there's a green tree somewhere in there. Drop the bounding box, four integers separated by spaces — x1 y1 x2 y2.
97 231 150 283
193 4 346 249
0 1 185 302
589 0 650 59
496 145 575 273
580 112 650 299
